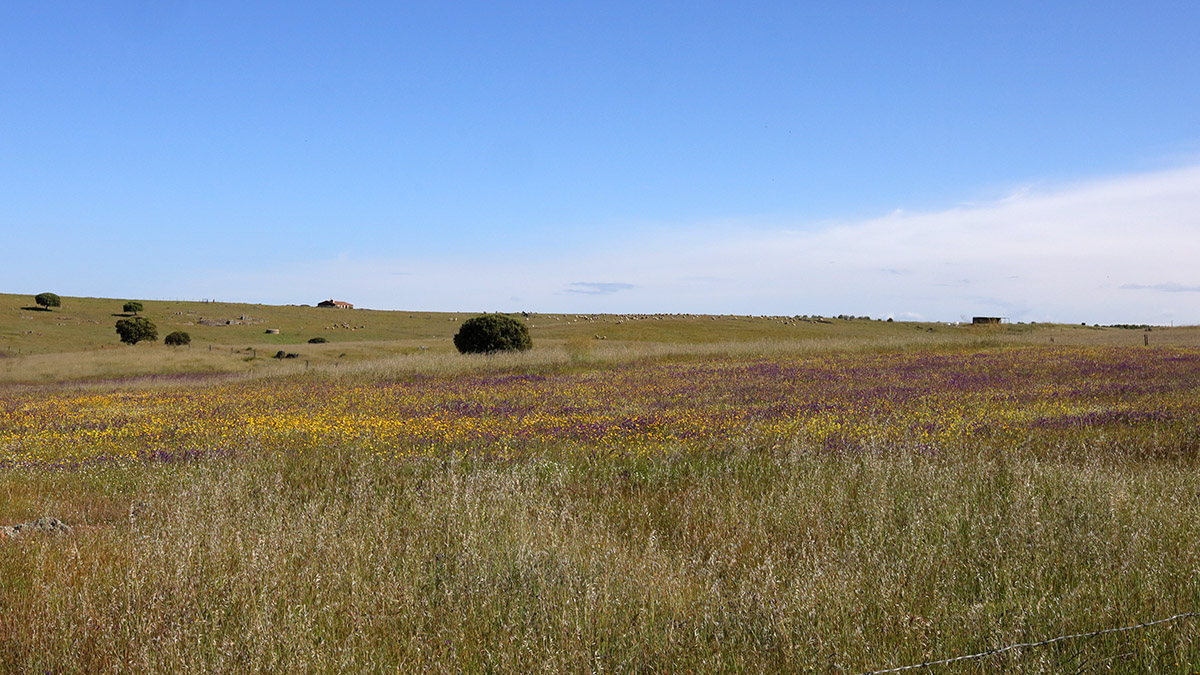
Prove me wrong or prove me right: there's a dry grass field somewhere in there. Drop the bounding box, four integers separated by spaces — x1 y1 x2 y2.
3 291 1190 384
2 295 1199 672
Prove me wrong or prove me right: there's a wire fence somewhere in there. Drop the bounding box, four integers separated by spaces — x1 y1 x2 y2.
860 611 1200 674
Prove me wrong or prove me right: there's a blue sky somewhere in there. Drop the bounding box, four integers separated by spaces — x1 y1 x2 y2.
4 2 1199 323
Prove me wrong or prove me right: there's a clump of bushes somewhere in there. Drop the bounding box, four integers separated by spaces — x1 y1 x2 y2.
308 337 328 344
115 317 157 345
453 314 532 354
164 331 191 346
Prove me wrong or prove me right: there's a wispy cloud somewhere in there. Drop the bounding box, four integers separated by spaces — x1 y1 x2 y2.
564 282 635 295
1121 283 1200 293
191 165 1200 324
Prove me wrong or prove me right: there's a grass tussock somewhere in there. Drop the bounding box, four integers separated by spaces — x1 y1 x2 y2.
2 446 1198 673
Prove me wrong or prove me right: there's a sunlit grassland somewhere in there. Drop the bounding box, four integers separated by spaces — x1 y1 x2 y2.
2 310 1200 671
3 291 912 360
4 291 1191 385
4 441 1198 672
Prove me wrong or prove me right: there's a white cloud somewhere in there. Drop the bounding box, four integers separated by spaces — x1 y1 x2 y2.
196 165 1200 324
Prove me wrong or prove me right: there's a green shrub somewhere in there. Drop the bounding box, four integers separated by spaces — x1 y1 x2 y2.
453 314 532 354
123 301 144 315
115 317 158 345
308 337 328 344
34 292 61 310
164 331 191 346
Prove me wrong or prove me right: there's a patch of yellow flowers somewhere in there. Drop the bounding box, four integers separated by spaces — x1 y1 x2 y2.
2 346 1196 466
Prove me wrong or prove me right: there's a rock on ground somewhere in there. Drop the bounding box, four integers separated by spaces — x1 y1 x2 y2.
0 517 72 540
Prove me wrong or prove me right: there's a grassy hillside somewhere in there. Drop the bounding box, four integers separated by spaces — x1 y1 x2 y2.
0 292 966 353
0 292 1192 383
1 293 474 354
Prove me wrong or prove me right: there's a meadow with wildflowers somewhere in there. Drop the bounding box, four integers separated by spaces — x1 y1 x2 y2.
5 346 1200 467
2 338 1200 672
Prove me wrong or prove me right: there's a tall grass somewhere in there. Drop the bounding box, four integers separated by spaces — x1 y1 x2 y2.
2 444 1198 672
5 338 1200 672
303 332 1025 382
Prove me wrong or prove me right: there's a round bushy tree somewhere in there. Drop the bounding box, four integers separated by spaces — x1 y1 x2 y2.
123 301 144 315
116 317 158 345
34 292 61 310
453 314 532 354
164 331 191 346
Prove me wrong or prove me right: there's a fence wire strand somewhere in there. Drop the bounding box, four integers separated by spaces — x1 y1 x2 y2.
860 611 1200 674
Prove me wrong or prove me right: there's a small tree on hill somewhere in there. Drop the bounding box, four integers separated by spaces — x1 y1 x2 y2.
164 331 191 346
116 317 158 345
35 292 61 310
453 314 532 354
123 301 144 315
